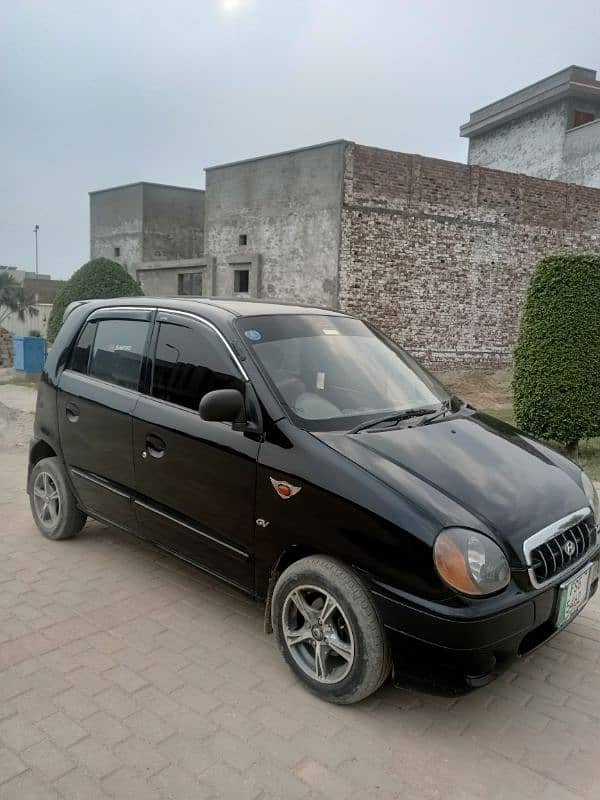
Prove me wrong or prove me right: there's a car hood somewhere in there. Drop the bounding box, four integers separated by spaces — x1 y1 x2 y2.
315 411 588 558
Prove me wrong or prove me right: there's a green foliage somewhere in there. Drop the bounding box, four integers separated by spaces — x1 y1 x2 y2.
513 253 600 449
47 258 143 342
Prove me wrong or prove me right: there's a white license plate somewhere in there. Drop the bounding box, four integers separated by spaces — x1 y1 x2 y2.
555 561 598 627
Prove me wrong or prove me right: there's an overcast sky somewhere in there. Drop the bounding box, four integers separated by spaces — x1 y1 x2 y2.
2 0 599 278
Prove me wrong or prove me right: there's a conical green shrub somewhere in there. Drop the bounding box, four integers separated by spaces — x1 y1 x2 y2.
513 253 600 451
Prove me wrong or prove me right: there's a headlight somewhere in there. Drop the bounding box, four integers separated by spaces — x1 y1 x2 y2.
433 528 511 596
581 472 600 522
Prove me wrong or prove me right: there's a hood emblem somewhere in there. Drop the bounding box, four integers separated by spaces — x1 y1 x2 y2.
563 540 576 558
270 478 301 500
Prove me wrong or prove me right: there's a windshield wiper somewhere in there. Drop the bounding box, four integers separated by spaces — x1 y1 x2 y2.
415 399 452 426
349 406 440 434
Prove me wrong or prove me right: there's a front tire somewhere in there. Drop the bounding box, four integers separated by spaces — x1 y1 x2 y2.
28 457 87 540
271 556 391 704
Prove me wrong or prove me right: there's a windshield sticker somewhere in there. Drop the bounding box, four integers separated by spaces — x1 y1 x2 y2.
316 371 325 390
244 329 262 341
322 329 340 335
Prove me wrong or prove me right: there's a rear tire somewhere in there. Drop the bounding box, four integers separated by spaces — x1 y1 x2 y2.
28 457 86 540
272 555 391 704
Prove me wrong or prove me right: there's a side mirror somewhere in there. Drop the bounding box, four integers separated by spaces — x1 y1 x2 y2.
199 389 246 425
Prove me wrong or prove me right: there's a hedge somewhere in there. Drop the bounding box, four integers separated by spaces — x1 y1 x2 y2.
513 253 600 451
47 258 143 342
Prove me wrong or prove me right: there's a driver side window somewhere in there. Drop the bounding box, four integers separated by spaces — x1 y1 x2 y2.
150 321 244 411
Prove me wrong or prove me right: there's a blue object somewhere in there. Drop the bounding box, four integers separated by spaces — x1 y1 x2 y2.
244 329 262 341
13 336 46 373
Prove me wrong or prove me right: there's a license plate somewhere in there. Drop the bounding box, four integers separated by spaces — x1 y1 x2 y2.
555 561 598 627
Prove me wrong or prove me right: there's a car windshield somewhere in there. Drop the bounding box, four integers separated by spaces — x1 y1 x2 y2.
236 314 451 431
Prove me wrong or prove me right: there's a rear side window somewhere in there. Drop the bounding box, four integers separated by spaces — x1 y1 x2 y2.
69 321 97 374
81 319 149 390
151 322 243 411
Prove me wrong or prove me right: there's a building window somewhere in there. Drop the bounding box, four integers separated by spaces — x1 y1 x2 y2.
114 246 120 258
573 110 595 128
238 234 248 246
234 269 249 294
178 272 203 296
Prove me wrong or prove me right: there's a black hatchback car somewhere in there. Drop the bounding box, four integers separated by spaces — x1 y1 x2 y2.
28 297 600 703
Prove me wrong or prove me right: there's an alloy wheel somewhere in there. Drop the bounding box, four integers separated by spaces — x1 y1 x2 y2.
281 584 355 684
33 472 61 529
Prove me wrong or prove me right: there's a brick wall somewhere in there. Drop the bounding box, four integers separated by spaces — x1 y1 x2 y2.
339 144 600 366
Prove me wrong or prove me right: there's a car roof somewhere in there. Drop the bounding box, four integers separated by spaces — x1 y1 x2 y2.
182 298 347 317
69 296 348 320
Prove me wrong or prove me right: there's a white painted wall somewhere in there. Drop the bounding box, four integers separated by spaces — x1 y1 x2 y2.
1 303 52 338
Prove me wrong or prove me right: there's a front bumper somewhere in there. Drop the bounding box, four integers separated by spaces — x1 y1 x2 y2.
368 551 600 690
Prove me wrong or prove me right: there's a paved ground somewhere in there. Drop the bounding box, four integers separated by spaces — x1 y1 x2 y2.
2 391 600 799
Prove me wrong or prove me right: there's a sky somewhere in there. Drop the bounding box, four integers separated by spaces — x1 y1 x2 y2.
1 0 599 279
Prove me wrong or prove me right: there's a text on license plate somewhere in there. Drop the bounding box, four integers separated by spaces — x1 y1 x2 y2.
555 562 597 627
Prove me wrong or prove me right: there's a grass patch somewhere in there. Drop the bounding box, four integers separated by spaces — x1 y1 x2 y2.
481 407 600 481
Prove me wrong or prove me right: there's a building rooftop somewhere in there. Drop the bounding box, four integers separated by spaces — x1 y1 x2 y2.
205 140 349 172
460 65 600 138
89 181 204 196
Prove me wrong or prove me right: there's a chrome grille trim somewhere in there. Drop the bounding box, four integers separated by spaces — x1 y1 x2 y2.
523 507 597 588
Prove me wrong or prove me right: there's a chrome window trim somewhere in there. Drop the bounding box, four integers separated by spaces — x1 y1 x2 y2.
523 506 594 588
76 304 249 383
155 307 249 381
87 306 157 316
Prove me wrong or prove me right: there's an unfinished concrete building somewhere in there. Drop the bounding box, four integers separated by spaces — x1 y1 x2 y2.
461 65 600 187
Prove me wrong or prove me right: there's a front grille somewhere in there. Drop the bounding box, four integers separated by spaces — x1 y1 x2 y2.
530 516 597 585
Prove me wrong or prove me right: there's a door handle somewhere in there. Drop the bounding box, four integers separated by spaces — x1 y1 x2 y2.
65 402 80 423
144 434 166 459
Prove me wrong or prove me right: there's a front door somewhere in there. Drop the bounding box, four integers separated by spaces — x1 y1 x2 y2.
132 312 259 589
57 309 152 531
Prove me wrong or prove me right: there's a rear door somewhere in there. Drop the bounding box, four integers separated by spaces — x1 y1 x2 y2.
131 311 259 589
57 307 153 531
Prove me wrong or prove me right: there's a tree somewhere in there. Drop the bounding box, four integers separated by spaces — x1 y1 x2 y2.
47 258 143 342
513 253 600 457
0 272 38 328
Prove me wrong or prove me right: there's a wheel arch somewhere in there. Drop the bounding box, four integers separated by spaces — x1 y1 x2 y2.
263 543 324 634
27 439 58 485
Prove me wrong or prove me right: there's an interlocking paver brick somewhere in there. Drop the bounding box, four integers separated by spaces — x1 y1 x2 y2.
55 766 111 799
4 688 59 723
113 734 169 777
141 663 185 694
295 757 355 799
0 770 61 800
94 685 138 718
37 711 88 747
21 737 76 780
125 708 176 744
210 703 264 740
152 764 214 799
0 714 45 750
69 736 122 779
82 711 131 746
67 665 113 697
170 683 221 715
54 687 99 720
103 664 148 693
102 766 164 800
0 746 27 784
